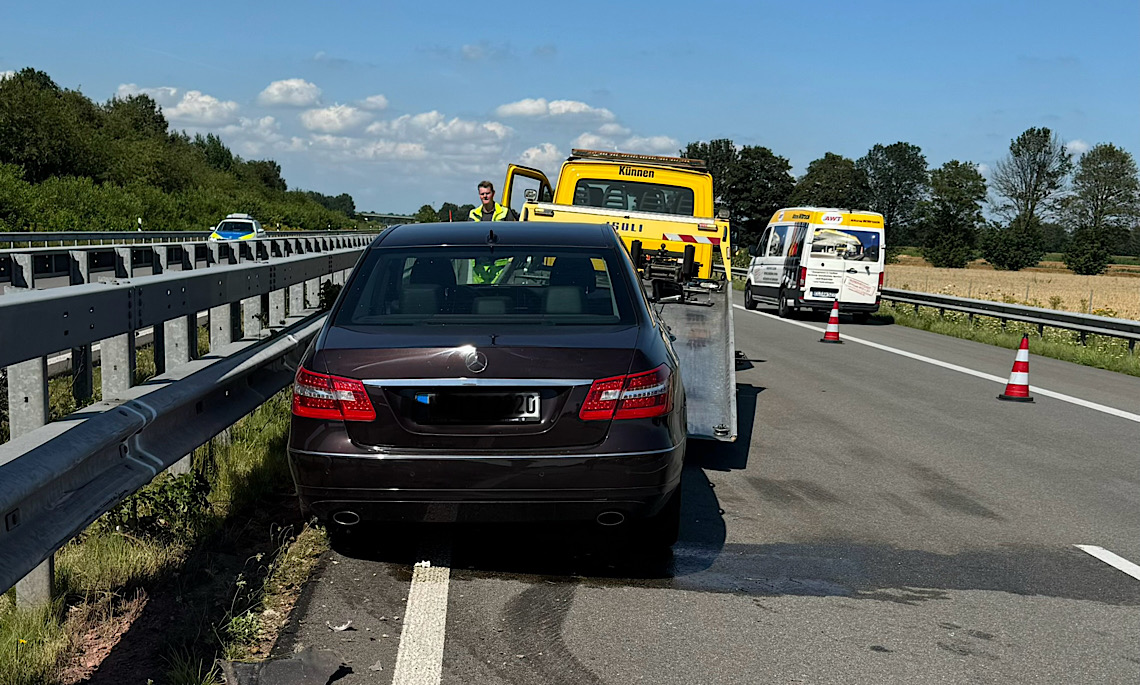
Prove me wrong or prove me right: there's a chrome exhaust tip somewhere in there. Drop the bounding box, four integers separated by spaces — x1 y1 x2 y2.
331 510 361 527
596 511 625 526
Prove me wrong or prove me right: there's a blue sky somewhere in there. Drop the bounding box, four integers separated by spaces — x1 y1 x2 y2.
2 0 1138 214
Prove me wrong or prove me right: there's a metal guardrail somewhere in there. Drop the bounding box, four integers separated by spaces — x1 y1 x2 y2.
0 240 371 603
0 233 380 290
0 247 364 368
0 230 361 247
0 311 325 597
724 265 1140 349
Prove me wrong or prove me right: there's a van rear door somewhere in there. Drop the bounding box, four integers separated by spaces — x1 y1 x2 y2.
802 219 883 306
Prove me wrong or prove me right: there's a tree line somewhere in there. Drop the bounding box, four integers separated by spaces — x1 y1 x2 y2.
682 131 1140 275
0 67 357 233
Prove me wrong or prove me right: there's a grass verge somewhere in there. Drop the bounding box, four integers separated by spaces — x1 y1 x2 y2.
875 302 1140 377
0 389 329 685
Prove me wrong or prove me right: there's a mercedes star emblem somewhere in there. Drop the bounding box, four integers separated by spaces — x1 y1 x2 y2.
464 350 488 374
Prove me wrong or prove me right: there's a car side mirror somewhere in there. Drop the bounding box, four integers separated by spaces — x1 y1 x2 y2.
748 243 760 257
524 189 538 202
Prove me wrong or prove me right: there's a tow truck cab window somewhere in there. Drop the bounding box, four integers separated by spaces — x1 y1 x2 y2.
572 179 695 216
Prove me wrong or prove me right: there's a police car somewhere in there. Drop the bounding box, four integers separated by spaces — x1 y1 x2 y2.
208 213 267 241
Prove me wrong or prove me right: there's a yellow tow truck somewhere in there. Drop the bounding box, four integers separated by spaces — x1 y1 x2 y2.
502 149 738 442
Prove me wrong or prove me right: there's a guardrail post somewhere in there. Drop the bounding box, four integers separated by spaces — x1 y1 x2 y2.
100 331 135 401
68 250 94 404
243 296 263 339
7 356 54 608
210 301 241 350
114 247 132 278
11 253 32 289
288 283 304 317
305 277 321 309
268 289 285 329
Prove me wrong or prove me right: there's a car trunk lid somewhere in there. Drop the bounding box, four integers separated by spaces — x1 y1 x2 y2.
314 325 640 451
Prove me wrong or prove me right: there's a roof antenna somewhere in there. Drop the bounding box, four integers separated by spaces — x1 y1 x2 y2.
486 228 498 244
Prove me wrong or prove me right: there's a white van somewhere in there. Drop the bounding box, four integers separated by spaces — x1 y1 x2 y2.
743 207 885 322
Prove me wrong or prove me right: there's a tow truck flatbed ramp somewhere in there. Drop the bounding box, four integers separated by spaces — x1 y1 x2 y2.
656 284 737 441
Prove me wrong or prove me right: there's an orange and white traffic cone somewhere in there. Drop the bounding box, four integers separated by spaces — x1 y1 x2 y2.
997 334 1034 402
820 300 842 343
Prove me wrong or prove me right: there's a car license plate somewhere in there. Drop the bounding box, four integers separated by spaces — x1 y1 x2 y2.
508 392 541 421
811 289 836 299
421 391 541 423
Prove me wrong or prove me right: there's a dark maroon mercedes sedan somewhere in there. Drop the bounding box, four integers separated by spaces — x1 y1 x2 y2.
287 222 686 545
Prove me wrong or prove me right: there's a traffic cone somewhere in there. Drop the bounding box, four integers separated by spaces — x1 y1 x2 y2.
820 300 842 343
997 334 1034 402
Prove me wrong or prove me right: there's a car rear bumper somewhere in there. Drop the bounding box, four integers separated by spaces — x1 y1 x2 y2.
287 443 685 524
798 298 880 313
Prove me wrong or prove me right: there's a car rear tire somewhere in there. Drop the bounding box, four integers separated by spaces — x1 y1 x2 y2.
777 289 794 318
852 312 870 325
744 283 757 310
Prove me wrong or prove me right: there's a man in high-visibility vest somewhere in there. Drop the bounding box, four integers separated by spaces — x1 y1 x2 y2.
468 180 519 222
469 180 515 282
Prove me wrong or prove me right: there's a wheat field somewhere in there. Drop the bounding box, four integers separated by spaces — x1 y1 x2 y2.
885 259 1140 321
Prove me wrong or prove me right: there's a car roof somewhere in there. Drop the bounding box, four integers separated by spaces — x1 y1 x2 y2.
374 222 617 249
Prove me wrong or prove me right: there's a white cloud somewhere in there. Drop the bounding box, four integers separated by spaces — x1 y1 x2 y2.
366 111 511 143
623 135 679 155
571 132 614 150
360 94 389 111
570 132 678 155
1 70 17 81
116 83 180 107
495 98 549 117
300 104 373 133
219 116 286 156
1065 139 1090 157
975 162 992 178
258 78 322 107
597 123 630 136
167 90 240 126
495 97 614 121
518 143 562 172
548 100 613 120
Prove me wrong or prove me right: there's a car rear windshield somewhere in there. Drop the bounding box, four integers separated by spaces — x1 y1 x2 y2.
572 178 695 216
216 221 256 235
809 228 881 262
334 247 637 326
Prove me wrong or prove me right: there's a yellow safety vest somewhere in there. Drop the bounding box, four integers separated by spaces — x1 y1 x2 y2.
469 202 511 222
472 257 510 284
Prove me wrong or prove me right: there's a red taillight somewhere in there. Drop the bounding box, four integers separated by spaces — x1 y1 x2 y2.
798 266 807 288
292 367 376 422
877 271 884 292
579 364 673 421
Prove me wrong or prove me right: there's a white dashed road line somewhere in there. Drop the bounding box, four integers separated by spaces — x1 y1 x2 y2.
392 538 453 685
1074 545 1140 581
735 305 1140 425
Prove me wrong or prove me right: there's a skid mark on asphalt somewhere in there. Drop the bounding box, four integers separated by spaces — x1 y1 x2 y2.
495 582 607 685
734 305 1140 425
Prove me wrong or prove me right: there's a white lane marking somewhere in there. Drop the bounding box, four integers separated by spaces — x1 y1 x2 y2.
1074 545 1140 581
392 539 452 685
734 305 1140 425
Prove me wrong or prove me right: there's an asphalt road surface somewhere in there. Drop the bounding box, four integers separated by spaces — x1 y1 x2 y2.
278 296 1140 684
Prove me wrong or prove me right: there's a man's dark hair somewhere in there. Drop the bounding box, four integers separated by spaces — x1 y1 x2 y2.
477 180 495 191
